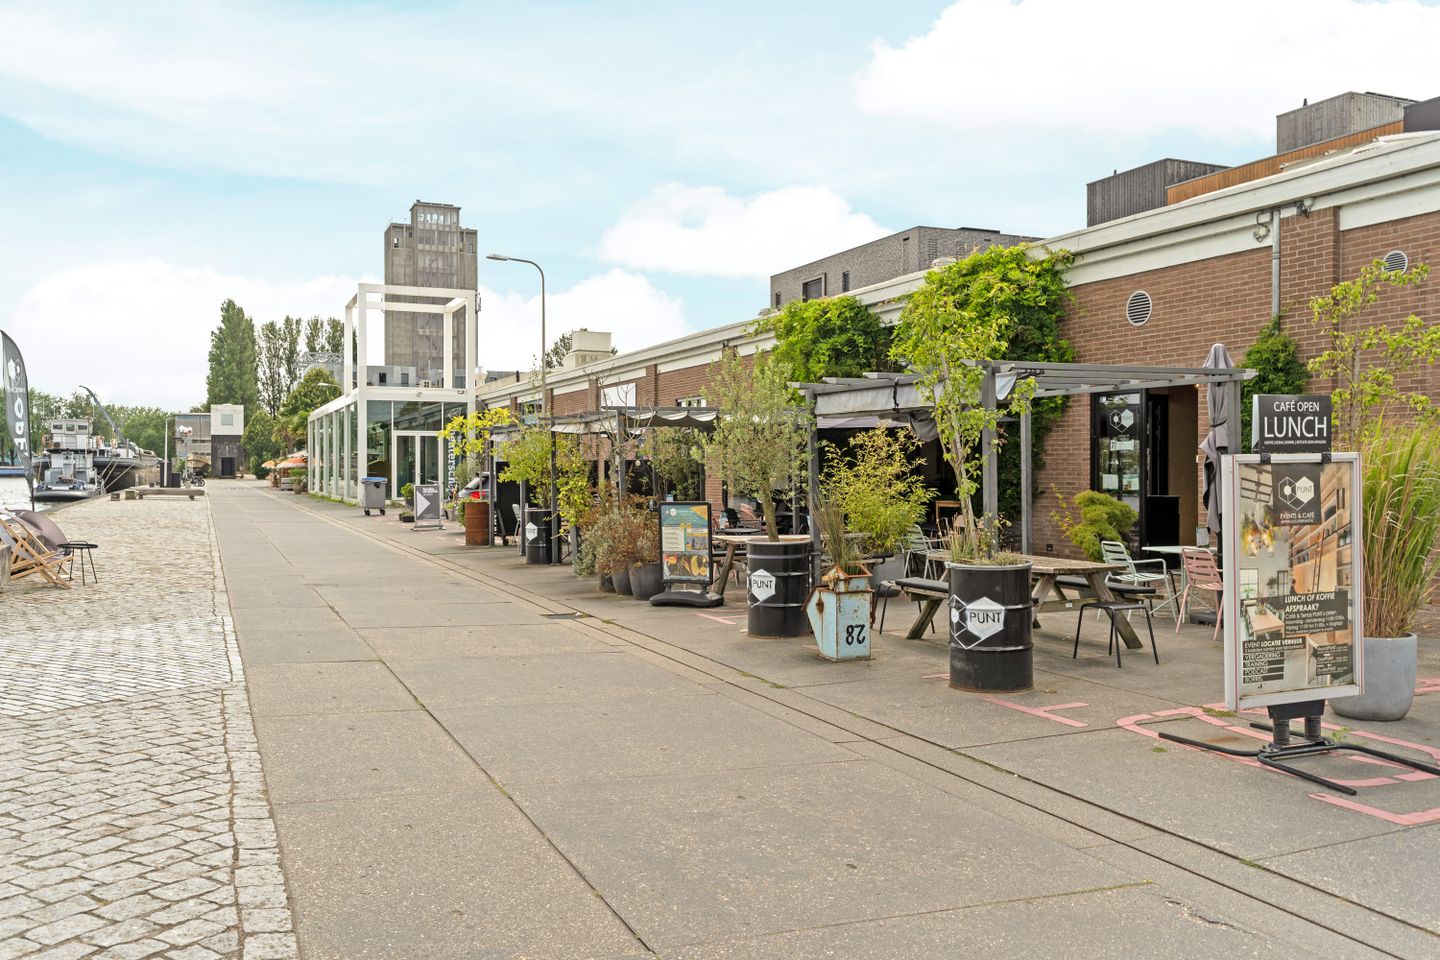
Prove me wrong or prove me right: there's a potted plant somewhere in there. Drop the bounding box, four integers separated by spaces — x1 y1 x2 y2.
944 516 1033 692
1305 259 1439 719
499 424 591 565
440 409 513 546
1331 427 1440 721
890 252 1051 692
629 507 664 600
646 427 704 501
399 482 415 523
702 351 813 637
1051 489 1138 561
805 501 874 661
821 428 933 587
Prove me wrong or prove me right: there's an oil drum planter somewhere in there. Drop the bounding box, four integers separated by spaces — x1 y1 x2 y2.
946 559 1034 692
524 507 553 564
746 536 812 638
464 497 491 546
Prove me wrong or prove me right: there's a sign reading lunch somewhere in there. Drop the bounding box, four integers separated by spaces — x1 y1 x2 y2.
1251 394 1332 454
1221 452 1363 710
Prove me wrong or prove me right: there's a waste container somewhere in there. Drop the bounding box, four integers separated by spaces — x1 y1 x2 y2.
524 507 553 564
361 477 387 516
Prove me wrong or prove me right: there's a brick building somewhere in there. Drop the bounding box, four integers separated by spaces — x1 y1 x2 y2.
475 104 1440 557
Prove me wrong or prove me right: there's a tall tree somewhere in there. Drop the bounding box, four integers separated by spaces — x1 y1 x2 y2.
207 299 260 411
303 316 345 354
258 315 303 416
274 368 341 452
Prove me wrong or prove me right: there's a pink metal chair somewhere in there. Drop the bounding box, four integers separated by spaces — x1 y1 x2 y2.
1177 547 1223 642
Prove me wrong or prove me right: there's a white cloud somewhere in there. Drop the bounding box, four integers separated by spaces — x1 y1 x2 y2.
598 184 889 278
855 0 1440 143
478 270 686 373
5 259 357 409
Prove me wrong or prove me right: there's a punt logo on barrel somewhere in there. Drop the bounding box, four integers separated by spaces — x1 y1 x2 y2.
525 521 538 542
749 569 776 603
949 595 1005 648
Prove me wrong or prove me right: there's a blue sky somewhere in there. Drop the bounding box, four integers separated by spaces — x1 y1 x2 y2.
2 0 1438 407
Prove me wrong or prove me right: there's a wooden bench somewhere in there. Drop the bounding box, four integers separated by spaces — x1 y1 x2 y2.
895 577 949 639
133 487 206 500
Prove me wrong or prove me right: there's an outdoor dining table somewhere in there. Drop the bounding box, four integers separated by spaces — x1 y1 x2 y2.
919 551 1141 648
710 530 760 593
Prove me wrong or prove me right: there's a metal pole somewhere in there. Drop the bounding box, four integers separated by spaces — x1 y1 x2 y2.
806 389 821 573
981 364 999 527
1020 407 1033 555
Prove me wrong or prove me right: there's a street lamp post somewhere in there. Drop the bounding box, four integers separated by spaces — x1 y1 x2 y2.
487 254 559 564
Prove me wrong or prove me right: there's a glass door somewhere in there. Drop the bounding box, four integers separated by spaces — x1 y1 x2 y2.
1092 391 1145 518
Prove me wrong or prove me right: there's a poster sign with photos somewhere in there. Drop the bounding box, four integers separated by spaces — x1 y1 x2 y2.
659 502 712 585
1221 452 1363 710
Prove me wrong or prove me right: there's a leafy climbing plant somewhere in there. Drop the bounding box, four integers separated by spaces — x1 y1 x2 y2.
1239 315 1309 452
749 295 892 383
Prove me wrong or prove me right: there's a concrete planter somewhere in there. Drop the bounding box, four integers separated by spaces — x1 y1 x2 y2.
1330 634 1417 722
613 564 633 596
868 554 906 589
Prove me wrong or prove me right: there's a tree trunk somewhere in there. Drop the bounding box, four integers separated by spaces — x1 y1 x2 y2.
760 493 778 541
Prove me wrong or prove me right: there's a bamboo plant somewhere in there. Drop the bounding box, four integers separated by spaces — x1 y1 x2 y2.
1361 426 1440 638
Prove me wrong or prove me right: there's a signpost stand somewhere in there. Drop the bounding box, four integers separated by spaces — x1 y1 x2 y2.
651 501 722 608
412 481 443 531
1159 441 1440 793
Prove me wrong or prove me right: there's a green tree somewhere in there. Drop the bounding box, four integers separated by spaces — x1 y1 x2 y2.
890 244 1074 530
207 299 259 411
304 316 344 354
1239 315 1310 452
701 351 811 540
751 296 891 383
108 405 169 455
257 316 303 416
1308 258 1437 449
242 409 281 473
275 368 340 452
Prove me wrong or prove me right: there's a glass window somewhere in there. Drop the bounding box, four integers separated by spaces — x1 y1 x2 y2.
801 277 823 301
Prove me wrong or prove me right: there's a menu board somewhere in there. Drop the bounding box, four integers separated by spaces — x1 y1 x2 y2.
1222 453 1363 709
659 502 712 585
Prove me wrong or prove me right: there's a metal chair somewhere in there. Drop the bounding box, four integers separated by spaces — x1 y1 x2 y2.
1074 599 1158 668
1177 547 1224 642
900 525 945 580
1099 540 1168 615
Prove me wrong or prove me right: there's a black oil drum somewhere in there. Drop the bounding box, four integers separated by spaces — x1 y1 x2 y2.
746 538 811 638
946 561 1033 693
524 508 553 565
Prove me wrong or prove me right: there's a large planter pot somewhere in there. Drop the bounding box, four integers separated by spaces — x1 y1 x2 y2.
807 568 875 661
599 573 615 593
631 562 663 600
464 499 491 546
524 508 553 564
613 564 634 596
1330 634 1417 722
868 553 905 589
746 536 812 638
946 561 1034 693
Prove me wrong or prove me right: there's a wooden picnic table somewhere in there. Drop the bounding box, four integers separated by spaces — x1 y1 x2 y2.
920 551 1141 648
710 530 761 593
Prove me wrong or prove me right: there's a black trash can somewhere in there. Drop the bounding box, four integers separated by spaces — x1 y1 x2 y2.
524 508 553 565
947 561 1033 693
746 537 811 638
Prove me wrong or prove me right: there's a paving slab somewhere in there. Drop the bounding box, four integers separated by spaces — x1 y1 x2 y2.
245 661 421 716
667 885 1313 960
965 725 1405 860
1259 827 1440 932
436 693 862 787
388 650 718 710
237 627 378 665
255 709 488 804
271 788 647 960
358 623 614 659
230 604 350 633
335 600 550 629
509 759 1136 952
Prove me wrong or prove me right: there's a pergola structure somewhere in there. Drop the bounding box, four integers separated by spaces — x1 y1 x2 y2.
307 282 478 501
796 360 1256 554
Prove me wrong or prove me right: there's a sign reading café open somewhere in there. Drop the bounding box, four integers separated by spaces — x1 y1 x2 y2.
1250 394 1332 454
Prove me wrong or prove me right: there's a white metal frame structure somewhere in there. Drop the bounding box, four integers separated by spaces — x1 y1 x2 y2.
307 282 477 502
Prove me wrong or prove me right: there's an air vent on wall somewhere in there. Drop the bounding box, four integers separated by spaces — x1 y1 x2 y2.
1125 290 1152 326
1383 249 1408 273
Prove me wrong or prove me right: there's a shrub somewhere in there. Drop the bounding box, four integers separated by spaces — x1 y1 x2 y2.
821 428 933 555
1362 426 1440 638
1052 489 1137 561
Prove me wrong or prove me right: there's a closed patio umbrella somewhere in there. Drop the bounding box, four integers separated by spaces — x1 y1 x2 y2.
1199 342 1236 539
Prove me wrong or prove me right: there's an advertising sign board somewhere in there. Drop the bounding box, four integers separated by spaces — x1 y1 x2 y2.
413 481 443 530
1222 452 1362 710
1251 394 1332 454
659 502 712 585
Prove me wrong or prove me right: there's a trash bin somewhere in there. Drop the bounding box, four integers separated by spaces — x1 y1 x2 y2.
361 477 387 516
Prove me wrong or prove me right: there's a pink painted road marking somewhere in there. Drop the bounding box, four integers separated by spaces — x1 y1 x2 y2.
1308 794 1440 826
695 612 744 626
1415 677 1440 696
984 698 1090 728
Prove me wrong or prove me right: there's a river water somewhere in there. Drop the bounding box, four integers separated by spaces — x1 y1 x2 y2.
0 474 58 512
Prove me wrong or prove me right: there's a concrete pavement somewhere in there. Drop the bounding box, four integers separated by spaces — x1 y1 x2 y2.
212 480 1440 959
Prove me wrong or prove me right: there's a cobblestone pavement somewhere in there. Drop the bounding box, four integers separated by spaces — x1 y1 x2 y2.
0 497 297 960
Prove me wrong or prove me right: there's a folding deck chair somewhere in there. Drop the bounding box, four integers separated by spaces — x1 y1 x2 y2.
0 514 71 589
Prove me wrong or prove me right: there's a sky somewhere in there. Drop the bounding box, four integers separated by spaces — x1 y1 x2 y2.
3 0 1440 409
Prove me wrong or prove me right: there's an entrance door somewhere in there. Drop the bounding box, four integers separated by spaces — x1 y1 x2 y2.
392 433 447 500
220 457 235 478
